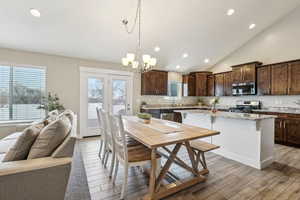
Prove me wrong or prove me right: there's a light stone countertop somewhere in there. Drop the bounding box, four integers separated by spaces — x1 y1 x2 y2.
253 107 300 115
174 110 277 121
141 105 230 110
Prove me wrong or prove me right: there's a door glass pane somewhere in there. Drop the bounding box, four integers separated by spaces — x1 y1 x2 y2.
112 79 127 115
88 78 104 135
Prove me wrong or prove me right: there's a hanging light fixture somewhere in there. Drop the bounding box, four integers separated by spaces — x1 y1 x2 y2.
121 0 157 73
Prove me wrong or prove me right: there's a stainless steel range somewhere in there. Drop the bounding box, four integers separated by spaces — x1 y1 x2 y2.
229 100 261 113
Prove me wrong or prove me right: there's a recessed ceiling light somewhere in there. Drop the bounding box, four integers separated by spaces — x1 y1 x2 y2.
227 9 235 16
176 65 181 69
249 23 256 30
182 53 189 58
204 58 210 63
30 8 41 18
154 46 160 52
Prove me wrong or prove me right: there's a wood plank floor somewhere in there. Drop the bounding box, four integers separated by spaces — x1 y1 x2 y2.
79 137 300 200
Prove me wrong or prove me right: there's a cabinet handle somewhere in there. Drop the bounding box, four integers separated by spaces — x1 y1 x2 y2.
283 121 286 129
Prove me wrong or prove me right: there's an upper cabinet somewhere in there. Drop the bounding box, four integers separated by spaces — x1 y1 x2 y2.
207 75 215 96
288 60 300 95
214 73 224 96
257 66 271 95
232 62 261 83
195 72 212 96
187 73 196 96
224 72 233 96
271 63 288 95
141 70 168 95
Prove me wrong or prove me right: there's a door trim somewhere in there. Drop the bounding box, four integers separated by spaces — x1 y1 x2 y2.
79 66 134 138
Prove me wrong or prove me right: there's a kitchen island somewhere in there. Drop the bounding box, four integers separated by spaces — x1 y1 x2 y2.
175 110 276 169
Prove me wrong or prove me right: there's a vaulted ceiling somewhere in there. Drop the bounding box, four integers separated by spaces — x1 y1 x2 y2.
1 0 300 72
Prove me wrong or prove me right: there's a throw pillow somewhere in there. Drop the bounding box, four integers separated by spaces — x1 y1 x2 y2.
2 126 41 162
27 116 71 159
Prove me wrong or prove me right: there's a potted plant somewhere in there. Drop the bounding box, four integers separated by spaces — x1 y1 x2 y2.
210 97 220 113
197 97 206 106
137 113 152 124
37 92 65 113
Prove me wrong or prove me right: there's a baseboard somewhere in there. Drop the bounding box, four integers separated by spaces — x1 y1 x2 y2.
213 148 273 170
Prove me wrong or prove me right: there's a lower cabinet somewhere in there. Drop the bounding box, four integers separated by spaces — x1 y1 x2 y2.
275 118 285 143
284 118 300 146
275 117 300 147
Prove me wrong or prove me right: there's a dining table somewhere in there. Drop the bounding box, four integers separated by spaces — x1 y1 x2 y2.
122 116 220 200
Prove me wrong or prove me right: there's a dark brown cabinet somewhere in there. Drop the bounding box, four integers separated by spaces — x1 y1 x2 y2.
188 73 196 96
224 72 233 96
271 63 288 95
284 119 300 146
254 111 300 147
215 73 224 96
275 118 285 143
288 61 300 95
141 70 168 95
195 72 211 96
232 62 260 83
207 75 215 96
257 66 271 95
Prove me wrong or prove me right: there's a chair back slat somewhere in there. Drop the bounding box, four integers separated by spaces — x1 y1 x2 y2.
109 114 128 162
96 107 105 139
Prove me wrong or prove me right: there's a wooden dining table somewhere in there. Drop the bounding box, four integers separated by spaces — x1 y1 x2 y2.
122 116 220 200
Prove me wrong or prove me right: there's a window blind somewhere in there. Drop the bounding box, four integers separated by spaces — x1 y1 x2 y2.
0 65 46 121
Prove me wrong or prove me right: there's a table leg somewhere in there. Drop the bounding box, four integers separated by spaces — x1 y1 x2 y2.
146 148 157 200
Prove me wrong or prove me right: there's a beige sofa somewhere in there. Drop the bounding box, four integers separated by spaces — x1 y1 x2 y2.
0 111 77 200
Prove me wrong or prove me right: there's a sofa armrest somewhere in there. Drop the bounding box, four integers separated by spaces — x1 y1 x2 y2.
0 157 72 176
0 157 72 200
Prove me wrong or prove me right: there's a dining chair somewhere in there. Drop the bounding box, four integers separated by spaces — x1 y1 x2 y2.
109 114 161 200
98 109 116 178
96 107 105 159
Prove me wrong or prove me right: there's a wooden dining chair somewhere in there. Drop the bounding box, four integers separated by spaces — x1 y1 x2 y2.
98 109 117 178
96 107 105 159
109 114 161 200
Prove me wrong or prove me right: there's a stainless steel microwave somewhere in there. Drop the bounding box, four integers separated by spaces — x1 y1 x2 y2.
232 82 256 96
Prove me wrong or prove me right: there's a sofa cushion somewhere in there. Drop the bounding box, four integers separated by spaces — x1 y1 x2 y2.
3 132 23 140
0 153 5 162
0 138 18 154
2 126 41 162
27 116 71 159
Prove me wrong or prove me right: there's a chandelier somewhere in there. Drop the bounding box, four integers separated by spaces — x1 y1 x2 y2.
121 0 157 73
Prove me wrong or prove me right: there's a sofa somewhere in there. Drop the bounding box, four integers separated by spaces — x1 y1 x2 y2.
0 110 77 200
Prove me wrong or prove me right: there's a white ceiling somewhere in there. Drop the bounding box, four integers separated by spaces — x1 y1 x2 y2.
1 0 300 72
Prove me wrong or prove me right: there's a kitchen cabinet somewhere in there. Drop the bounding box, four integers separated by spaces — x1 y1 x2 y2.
288 61 300 95
224 72 233 96
207 75 215 96
271 63 288 95
188 73 196 96
257 66 271 95
253 111 300 147
284 118 300 146
232 62 260 83
141 70 168 95
275 118 285 143
195 72 211 96
215 73 224 96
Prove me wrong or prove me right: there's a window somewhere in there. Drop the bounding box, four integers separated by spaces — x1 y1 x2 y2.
0 65 46 121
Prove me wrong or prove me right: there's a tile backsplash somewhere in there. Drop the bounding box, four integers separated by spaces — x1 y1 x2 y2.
138 95 300 109
203 95 300 108
138 96 198 106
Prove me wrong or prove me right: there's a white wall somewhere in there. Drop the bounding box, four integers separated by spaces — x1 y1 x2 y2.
206 6 300 108
0 47 142 120
211 6 300 73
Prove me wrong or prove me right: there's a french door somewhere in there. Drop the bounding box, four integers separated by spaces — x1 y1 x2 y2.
80 68 133 137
